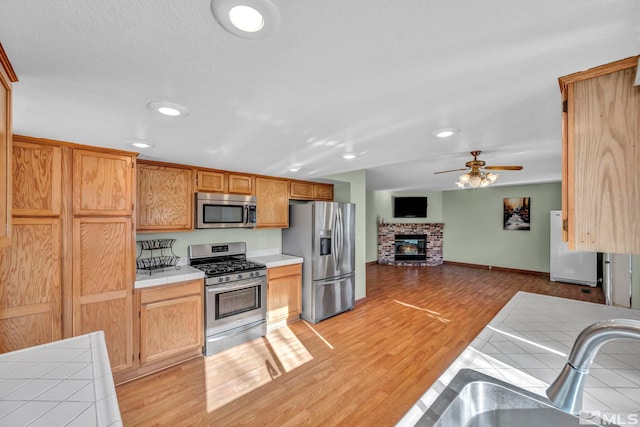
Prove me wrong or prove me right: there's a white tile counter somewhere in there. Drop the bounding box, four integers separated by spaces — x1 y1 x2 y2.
247 248 303 268
135 265 205 289
398 292 640 426
0 331 121 427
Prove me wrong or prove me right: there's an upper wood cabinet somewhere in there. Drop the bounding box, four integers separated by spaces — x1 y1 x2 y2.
0 43 16 249
559 56 640 253
196 169 226 193
289 180 333 201
137 161 193 232
228 173 254 195
255 177 289 228
12 139 62 216
73 149 134 216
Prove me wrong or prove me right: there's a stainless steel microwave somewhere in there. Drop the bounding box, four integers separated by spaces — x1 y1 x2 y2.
195 193 257 229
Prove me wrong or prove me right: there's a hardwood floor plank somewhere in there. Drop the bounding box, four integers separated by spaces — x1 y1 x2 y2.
116 263 605 426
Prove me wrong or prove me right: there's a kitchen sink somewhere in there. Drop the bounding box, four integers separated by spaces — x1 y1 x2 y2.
415 369 614 427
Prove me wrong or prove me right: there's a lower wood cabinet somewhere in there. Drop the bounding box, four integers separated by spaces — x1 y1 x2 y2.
114 279 204 384
267 264 302 328
138 280 203 366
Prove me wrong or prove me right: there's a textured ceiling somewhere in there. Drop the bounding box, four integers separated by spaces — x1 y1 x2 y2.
0 0 638 191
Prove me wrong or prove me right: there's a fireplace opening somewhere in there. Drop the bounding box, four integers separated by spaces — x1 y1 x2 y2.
394 234 427 261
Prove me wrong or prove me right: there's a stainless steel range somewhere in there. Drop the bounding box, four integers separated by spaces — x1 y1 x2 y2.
188 242 267 356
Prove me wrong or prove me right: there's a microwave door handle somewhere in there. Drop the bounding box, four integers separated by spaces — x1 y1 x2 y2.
244 205 249 224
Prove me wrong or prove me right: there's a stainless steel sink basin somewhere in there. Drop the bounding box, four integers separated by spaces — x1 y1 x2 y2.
416 369 614 427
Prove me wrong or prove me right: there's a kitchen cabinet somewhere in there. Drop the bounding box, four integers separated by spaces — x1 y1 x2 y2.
0 217 61 353
196 169 226 193
72 216 134 373
12 139 61 216
0 44 16 249
138 279 203 366
267 263 302 327
137 161 193 231
255 176 289 228
289 180 334 201
228 172 254 195
73 149 133 216
559 56 640 253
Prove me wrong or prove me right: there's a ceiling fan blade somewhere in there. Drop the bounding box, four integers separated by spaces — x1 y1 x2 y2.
484 165 523 171
433 168 469 175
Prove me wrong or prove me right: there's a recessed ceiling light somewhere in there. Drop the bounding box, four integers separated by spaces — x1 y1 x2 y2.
432 128 460 138
288 166 301 172
147 101 189 117
127 141 155 149
229 5 264 32
211 0 280 40
342 153 358 160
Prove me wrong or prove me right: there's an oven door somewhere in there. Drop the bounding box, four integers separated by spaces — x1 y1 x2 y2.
205 277 266 337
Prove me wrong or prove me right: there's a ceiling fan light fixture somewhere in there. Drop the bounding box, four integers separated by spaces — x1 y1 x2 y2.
432 128 460 138
459 173 470 184
487 172 499 183
468 175 482 188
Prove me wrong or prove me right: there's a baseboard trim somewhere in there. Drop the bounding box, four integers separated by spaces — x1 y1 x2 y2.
355 297 367 305
366 261 378 266
443 261 548 277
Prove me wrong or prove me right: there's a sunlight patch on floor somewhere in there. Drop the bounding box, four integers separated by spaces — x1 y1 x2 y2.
392 300 451 323
204 326 313 412
302 321 334 349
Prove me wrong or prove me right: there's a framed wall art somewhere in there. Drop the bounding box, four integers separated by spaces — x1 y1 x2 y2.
503 197 530 230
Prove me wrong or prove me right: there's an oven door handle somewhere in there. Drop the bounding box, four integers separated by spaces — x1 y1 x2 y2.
207 279 264 293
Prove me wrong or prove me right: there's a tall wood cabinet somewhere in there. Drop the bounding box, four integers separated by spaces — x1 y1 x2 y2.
71 148 136 373
559 56 640 253
0 43 17 249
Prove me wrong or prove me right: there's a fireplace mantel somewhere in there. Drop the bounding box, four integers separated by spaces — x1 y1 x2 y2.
378 223 444 266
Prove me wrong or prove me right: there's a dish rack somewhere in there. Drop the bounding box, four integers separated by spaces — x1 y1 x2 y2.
136 238 181 275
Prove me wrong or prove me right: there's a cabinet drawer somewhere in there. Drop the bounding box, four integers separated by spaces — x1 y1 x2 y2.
268 263 301 280
139 279 203 304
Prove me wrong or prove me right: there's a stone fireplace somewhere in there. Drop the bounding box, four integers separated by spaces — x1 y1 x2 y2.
378 223 444 266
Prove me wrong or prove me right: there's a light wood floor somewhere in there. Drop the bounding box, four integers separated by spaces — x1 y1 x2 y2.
116 263 604 426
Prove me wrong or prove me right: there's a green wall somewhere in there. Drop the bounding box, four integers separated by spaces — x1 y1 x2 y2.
443 182 561 272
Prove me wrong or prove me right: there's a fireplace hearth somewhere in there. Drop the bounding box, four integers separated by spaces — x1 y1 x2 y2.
378 223 443 266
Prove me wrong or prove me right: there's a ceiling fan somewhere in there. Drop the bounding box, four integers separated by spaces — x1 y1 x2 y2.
434 150 523 188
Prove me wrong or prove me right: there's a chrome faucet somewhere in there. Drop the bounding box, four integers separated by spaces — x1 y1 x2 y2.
546 319 640 414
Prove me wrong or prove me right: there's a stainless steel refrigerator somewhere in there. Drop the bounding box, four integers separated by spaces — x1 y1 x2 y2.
282 202 355 323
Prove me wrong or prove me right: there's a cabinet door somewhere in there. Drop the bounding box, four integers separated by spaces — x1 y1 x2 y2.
12 140 62 216
197 170 226 193
561 57 640 253
289 181 313 200
139 281 203 365
228 173 254 195
0 54 12 249
73 149 134 216
267 264 301 326
137 163 193 231
313 184 333 201
255 177 289 228
0 218 61 353
73 217 133 372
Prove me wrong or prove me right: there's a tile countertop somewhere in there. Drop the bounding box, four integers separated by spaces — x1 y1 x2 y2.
397 291 640 426
134 265 205 289
0 331 121 427
247 248 303 268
